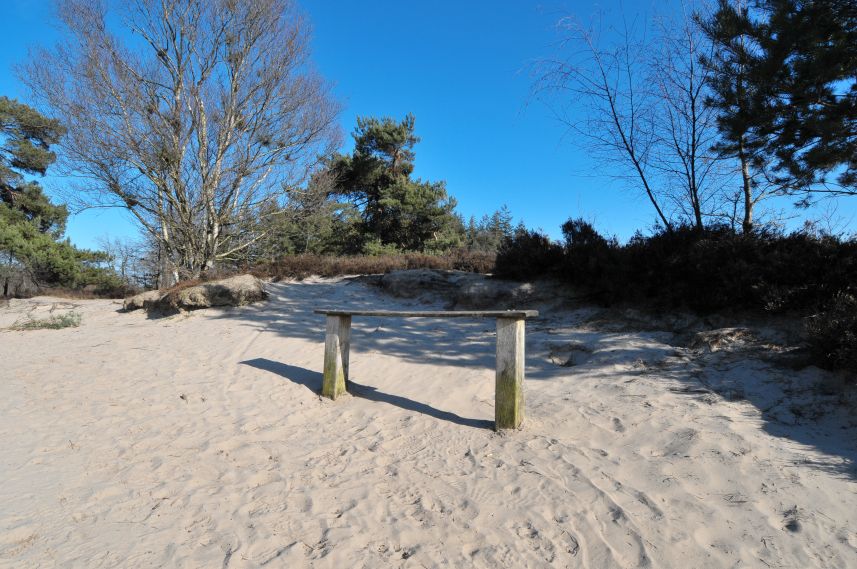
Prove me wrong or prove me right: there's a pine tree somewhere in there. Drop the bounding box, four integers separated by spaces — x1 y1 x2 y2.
698 0 770 233
463 205 515 253
753 0 857 190
331 115 462 252
0 97 113 295
700 0 856 203
251 170 359 259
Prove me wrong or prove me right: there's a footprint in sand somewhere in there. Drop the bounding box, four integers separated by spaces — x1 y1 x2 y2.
661 428 698 457
514 521 558 563
782 505 802 533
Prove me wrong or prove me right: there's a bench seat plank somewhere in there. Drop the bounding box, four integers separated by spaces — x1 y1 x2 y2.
314 309 538 318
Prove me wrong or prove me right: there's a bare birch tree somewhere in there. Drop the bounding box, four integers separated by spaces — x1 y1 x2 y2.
649 3 726 230
22 0 340 285
536 17 672 231
536 4 732 232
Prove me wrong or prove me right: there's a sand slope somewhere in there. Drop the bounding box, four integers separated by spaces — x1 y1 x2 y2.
1 278 855 568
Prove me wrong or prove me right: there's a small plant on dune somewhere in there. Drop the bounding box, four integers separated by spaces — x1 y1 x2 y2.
10 311 82 331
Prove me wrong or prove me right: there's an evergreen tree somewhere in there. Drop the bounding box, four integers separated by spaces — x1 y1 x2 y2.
0 97 113 295
251 171 360 260
700 0 856 200
752 0 856 190
698 0 770 233
0 97 67 230
464 205 515 253
331 114 462 252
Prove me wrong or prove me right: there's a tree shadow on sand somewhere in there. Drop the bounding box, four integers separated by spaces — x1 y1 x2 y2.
240 358 494 430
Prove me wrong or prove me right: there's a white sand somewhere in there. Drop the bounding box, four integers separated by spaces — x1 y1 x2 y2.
1 278 856 568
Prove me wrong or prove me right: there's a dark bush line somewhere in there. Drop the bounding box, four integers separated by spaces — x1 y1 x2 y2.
493 229 564 280
498 221 857 313
252 250 496 281
495 220 857 378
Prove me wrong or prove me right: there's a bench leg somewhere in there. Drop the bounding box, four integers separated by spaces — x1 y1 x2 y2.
495 317 525 430
322 315 350 399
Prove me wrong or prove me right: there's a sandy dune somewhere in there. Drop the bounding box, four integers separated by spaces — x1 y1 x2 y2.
1 277 856 568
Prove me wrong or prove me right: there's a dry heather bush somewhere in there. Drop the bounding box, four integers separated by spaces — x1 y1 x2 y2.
28 287 103 300
147 274 266 311
114 251 494 295
37 284 138 300
117 273 233 307
254 251 495 281
446 249 497 273
156 278 209 308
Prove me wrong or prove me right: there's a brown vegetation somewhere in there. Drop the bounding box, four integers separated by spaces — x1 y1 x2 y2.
253 251 495 281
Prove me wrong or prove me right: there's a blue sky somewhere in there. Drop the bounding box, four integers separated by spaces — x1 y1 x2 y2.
1 0 853 249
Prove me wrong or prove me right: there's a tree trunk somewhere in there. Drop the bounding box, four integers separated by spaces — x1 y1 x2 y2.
691 182 703 231
157 244 179 289
738 136 754 234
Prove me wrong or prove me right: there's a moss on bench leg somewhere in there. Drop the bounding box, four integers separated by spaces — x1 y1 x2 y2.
322 315 350 399
495 317 525 430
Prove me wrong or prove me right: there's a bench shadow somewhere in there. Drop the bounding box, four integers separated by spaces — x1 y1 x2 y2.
241 358 494 431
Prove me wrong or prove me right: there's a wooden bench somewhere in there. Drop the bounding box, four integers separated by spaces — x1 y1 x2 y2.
314 309 539 430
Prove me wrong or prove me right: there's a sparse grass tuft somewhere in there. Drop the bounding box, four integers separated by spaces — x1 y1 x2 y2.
10 311 83 331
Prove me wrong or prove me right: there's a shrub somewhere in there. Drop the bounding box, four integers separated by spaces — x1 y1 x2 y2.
361 239 403 256
544 221 857 314
446 249 496 273
618 225 761 311
806 292 857 378
495 228 563 279
11 311 82 330
560 218 619 287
